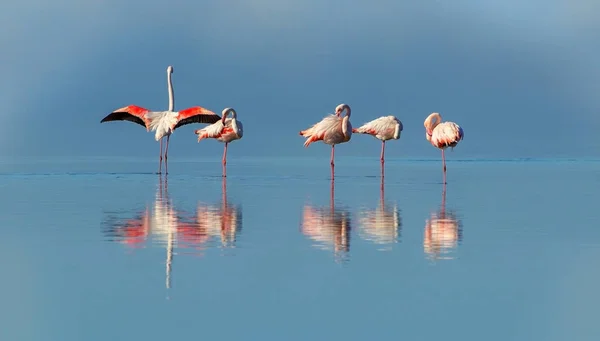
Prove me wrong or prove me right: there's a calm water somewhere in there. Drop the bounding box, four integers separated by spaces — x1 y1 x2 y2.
1 156 599 340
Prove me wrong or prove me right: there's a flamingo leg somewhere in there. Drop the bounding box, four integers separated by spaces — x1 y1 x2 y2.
380 141 386 178
222 142 228 177
158 139 163 174
164 135 170 175
330 145 335 179
442 149 447 184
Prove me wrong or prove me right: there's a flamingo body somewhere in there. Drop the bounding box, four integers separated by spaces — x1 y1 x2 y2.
195 115 243 143
300 114 352 147
429 121 464 149
352 115 402 141
194 108 243 177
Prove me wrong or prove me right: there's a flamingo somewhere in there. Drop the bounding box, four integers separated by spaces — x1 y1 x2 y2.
424 112 464 184
352 115 403 176
100 65 221 174
299 103 352 179
194 108 244 177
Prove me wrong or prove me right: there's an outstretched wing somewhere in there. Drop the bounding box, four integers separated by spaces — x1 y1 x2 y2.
101 105 150 129
174 106 221 129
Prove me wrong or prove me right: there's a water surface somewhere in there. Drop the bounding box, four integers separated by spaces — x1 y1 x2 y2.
1 157 599 340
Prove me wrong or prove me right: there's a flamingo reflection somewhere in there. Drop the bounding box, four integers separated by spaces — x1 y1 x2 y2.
184 177 243 249
102 176 191 290
301 179 352 263
424 184 463 260
357 178 401 250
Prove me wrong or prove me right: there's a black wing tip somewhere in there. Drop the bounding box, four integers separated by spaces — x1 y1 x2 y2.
100 112 145 127
100 111 123 123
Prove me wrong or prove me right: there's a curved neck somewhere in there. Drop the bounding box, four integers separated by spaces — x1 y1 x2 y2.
167 71 174 111
344 105 351 117
426 113 441 130
222 109 236 123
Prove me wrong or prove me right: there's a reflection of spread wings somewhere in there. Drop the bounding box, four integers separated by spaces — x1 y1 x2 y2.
102 209 151 247
301 205 352 255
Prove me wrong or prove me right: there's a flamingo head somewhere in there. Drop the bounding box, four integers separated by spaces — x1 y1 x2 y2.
167 65 174 74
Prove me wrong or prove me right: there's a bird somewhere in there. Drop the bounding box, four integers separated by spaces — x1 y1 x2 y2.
194 108 244 177
352 115 403 176
423 112 464 184
100 65 221 174
299 103 352 179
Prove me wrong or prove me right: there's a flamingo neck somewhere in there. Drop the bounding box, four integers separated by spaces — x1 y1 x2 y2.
343 105 351 118
167 71 174 111
222 109 236 123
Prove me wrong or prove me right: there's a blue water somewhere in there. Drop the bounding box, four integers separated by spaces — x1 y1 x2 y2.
1 157 599 340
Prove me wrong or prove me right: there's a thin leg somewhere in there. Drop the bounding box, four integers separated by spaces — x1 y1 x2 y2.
330 145 335 166
330 145 335 179
330 178 335 213
164 135 170 175
442 149 447 184
222 143 228 178
380 141 385 178
158 139 163 174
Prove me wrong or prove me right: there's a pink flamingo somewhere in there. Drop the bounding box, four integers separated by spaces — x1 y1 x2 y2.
299 103 352 179
353 115 403 176
424 112 464 184
194 108 244 177
101 65 221 174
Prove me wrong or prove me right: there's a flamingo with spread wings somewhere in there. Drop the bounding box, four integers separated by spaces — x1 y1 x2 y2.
101 65 221 174
424 112 464 184
353 115 403 176
194 108 244 177
299 103 352 179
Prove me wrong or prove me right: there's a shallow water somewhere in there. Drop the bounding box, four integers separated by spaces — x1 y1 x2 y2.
1 157 599 340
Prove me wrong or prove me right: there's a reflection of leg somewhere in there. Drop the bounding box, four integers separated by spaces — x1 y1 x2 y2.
222 176 227 204
164 135 170 175
441 183 447 211
158 139 163 174
380 176 384 203
222 143 228 177
330 178 335 212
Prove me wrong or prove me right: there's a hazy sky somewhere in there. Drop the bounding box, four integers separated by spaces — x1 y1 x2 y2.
1 0 599 160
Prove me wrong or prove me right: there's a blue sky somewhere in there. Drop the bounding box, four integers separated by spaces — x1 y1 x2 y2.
1 0 598 160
